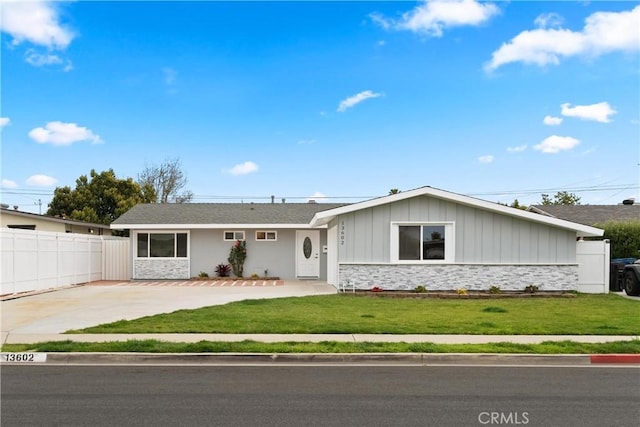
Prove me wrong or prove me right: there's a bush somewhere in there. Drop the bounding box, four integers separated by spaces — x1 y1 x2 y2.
524 285 539 294
415 285 427 293
594 220 640 259
215 263 232 277
198 271 209 278
228 240 247 277
489 285 501 294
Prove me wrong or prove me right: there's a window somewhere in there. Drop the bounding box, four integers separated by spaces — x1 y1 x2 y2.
256 231 277 241
7 224 36 230
137 232 188 258
224 231 245 241
393 222 453 262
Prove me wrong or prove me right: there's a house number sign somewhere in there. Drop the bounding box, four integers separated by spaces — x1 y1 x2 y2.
340 221 345 246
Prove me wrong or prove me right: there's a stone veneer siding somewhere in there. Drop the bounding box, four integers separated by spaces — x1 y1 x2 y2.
339 264 578 292
134 259 190 279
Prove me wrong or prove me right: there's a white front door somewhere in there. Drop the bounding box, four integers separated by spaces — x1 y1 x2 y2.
296 230 320 278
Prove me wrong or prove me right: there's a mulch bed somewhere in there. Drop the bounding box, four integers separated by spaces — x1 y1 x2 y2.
345 291 577 299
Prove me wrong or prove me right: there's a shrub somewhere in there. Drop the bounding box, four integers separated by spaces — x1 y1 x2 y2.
456 288 468 295
228 240 247 277
198 271 209 278
489 285 501 294
415 285 427 293
371 286 383 292
524 285 539 294
593 220 640 259
215 263 232 277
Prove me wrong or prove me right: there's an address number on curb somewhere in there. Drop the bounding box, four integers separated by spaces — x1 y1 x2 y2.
1 353 47 363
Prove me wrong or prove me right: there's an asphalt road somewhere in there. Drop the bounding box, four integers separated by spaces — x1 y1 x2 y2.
2 365 638 427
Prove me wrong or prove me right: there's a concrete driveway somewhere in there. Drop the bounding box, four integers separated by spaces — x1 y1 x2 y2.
1 280 337 340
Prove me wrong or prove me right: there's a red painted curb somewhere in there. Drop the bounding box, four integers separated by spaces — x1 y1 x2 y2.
590 354 640 364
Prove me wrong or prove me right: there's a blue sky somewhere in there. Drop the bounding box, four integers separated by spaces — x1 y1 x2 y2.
1 0 639 214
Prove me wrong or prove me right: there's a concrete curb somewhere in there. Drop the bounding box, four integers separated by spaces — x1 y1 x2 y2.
1 352 614 365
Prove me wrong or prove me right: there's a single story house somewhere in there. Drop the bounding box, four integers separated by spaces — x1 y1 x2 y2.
112 187 604 292
1 205 111 235
110 202 346 281
528 202 639 226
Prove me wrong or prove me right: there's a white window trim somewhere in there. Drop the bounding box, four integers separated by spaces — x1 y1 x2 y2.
390 222 455 264
255 230 277 241
223 230 245 241
135 230 190 259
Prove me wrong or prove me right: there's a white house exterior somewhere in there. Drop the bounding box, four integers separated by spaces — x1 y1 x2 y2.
310 187 604 292
111 202 345 280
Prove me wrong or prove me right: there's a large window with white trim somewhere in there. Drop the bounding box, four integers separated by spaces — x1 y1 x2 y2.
392 222 454 262
137 232 188 258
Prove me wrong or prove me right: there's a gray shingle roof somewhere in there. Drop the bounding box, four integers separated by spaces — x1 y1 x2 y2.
529 204 640 226
112 203 349 226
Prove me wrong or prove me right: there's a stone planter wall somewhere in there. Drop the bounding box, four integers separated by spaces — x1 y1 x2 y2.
339 264 578 292
134 258 190 279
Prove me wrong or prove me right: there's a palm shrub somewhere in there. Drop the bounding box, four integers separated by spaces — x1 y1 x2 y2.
215 263 231 277
228 240 247 277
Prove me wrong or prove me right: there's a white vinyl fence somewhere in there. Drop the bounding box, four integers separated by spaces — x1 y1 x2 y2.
1 229 130 295
577 240 610 294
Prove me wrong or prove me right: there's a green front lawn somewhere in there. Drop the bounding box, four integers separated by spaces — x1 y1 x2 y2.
70 293 640 335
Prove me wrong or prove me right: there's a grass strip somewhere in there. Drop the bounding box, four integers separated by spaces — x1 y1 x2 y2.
2 340 640 354
70 294 640 335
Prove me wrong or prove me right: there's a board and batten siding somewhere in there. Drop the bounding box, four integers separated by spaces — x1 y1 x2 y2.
337 196 577 264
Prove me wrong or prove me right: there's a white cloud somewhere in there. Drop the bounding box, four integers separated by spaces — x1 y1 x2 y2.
0 117 10 128
26 174 58 187
1 179 18 189
297 139 316 145
24 48 73 71
337 90 381 112
478 155 494 164
307 192 327 202
534 13 564 29
485 5 640 71
507 144 527 153
543 115 563 126
28 121 102 146
372 0 499 37
0 0 74 49
227 161 259 176
534 135 580 154
560 102 617 123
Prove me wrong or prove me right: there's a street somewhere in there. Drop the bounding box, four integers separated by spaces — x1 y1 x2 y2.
2 365 638 426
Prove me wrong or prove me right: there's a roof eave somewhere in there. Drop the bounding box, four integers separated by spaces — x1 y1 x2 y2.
110 223 324 230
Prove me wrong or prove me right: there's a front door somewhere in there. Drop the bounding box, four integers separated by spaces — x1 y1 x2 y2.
296 230 320 278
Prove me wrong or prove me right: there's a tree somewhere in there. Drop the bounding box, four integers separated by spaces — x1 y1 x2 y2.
47 169 156 225
138 157 193 203
540 191 581 206
389 188 401 195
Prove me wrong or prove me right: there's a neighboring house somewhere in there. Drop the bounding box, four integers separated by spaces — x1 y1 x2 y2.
0 205 111 235
528 202 640 226
110 202 346 280
113 187 604 293
310 187 603 292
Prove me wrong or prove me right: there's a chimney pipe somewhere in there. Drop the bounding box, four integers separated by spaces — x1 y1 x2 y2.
271 195 275 204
